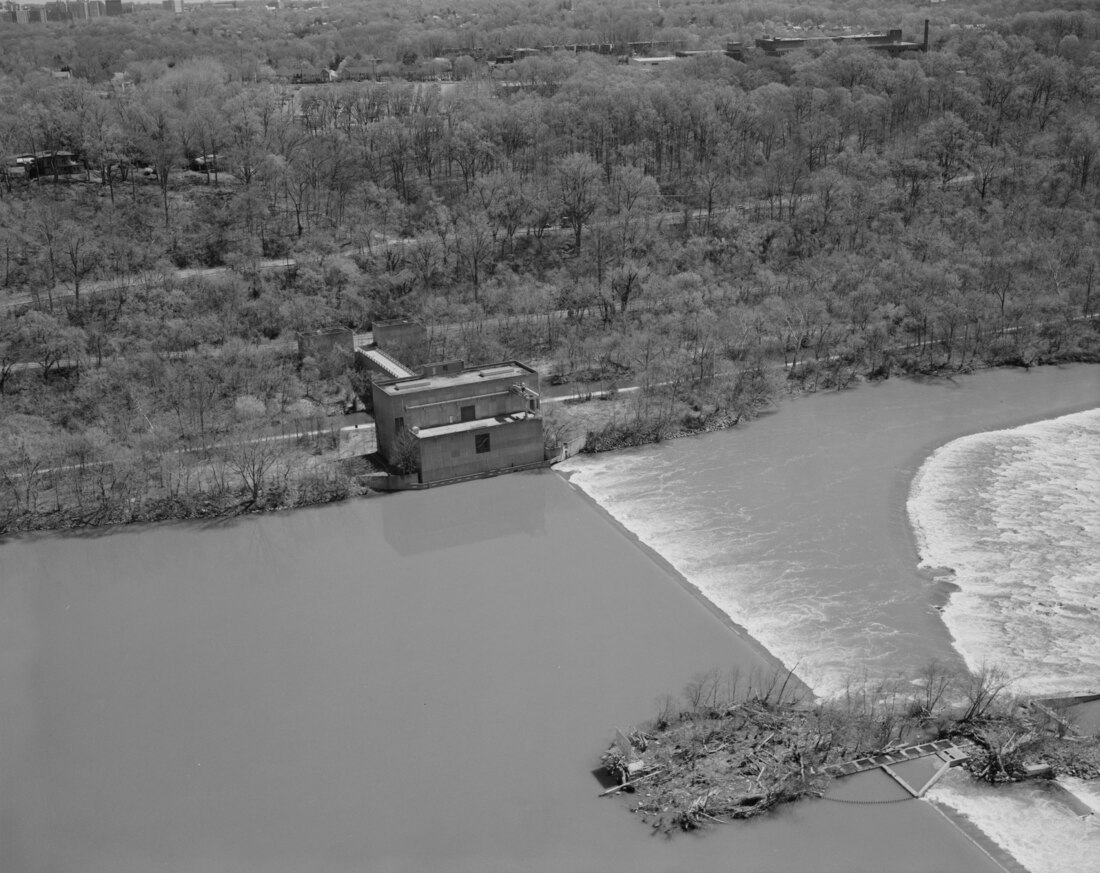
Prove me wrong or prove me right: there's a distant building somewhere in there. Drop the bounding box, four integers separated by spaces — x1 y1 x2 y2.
339 59 380 81
162 0 184 11
297 326 354 362
372 360 545 486
628 55 678 67
104 0 122 15
276 62 330 84
26 151 82 179
371 318 426 357
109 71 134 92
751 26 927 57
2 154 32 181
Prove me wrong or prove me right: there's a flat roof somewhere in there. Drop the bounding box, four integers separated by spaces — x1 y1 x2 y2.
412 412 537 439
378 361 535 397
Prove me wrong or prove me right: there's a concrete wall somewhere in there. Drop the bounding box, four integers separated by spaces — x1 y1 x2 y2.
421 359 464 377
373 319 427 351
373 367 539 462
401 372 538 430
418 419 544 484
372 384 404 461
298 328 354 360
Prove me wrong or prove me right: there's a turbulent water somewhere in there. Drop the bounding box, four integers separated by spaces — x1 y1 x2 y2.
927 770 1100 873
559 373 1100 698
909 409 1100 695
559 368 1100 873
912 408 1100 873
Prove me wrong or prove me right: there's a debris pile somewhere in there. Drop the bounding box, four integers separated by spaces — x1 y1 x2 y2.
602 699 833 833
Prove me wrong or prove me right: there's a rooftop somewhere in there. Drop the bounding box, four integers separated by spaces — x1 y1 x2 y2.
412 411 538 439
377 361 535 397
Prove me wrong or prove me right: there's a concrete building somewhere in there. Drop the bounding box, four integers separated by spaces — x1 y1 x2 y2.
372 361 544 486
26 151 82 179
628 55 679 67
339 59 380 81
372 317 425 348
297 326 354 362
751 25 927 57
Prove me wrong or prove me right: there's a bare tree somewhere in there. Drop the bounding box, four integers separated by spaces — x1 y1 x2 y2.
959 663 1014 723
224 426 288 502
554 153 603 254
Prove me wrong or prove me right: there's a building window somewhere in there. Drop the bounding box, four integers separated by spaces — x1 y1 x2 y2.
460 405 475 422
475 433 491 454
394 416 404 434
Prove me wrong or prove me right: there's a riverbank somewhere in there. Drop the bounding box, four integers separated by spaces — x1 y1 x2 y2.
0 360 1088 538
0 435 381 537
552 358 1099 458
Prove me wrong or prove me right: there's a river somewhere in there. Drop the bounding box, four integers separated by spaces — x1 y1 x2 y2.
1 364 1097 872
560 364 1100 698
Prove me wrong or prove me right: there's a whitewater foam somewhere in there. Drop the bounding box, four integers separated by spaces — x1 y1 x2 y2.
559 393 1100 873
928 769 1100 873
908 409 1100 695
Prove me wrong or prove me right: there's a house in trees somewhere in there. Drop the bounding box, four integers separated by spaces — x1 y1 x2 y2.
338 59 380 81
752 24 927 56
26 152 82 180
276 62 332 85
372 360 545 486
4 154 34 180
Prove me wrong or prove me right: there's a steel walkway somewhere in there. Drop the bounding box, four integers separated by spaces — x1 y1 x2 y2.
822 738 979 796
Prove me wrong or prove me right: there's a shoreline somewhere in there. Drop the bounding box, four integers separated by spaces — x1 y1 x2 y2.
4 363 1096 540
571 360 1100 458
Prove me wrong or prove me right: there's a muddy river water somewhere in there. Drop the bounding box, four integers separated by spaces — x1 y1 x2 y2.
2 364 1096 872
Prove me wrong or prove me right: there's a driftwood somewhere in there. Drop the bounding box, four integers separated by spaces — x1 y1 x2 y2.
602 679 1100 835
601 699 831 833
598 769 662 797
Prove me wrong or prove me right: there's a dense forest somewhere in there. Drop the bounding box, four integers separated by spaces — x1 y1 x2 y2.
1 0 1099 530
